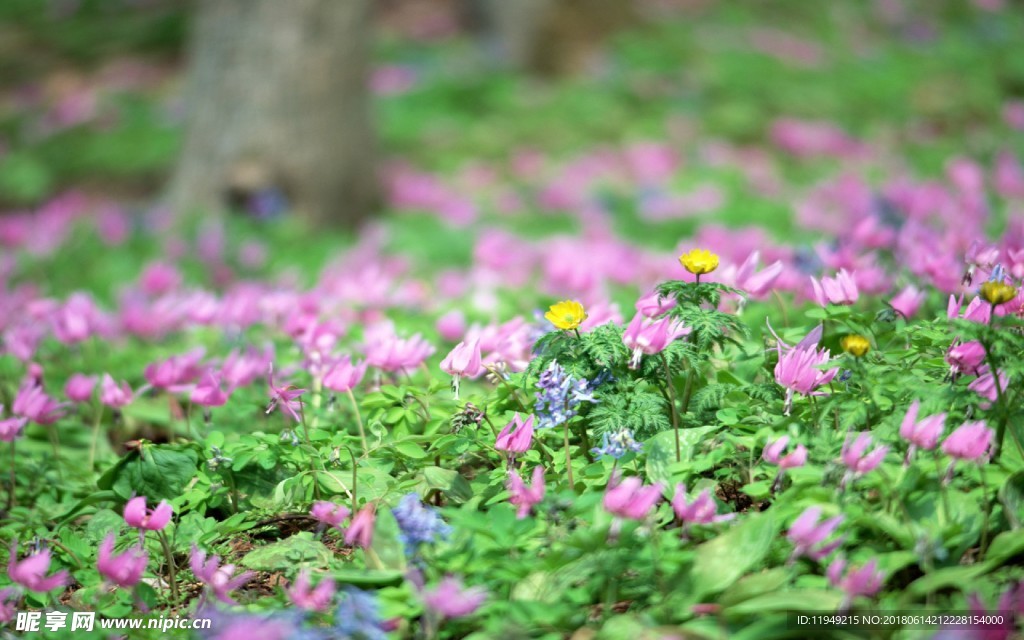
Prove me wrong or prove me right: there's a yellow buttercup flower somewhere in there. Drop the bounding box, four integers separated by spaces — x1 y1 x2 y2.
979 281 1017 306
545 300 587 331
679 249 719 276
841 334 871 358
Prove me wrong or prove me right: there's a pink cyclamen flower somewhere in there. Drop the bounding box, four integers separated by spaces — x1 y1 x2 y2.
495 413 534 454
889 285 925 319
344 505 376 548
948 295 992 324
287 570 335 612
898 400 945 465
266 364 306 423
190 546 255 605
422 576 487 619
99 374 133 409
322 356 367 394
622 313 689 369
810 269 859 306
635 290 676 318
64 374 97 403
0 587 17 623
12 383 66 425
732 250 784 299
827 557 884 612
942 421 993 463
123 496 173 531
671 484 734 531
97 534 148 588
310 501 350 530
787 506 844 562
508 466 545 519
603 474 664 521
440 340 482 398
191 373 230 408
436 310 466 342
7 542 69 592
946 341 986 377
0 405 26 442
143 349 204 392
839 433 888 487
773 339 838 415
962 580 1024 640
762 436 808 469
968 366 1008 407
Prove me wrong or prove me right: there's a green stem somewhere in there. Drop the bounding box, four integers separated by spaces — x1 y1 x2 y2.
156 530 179 605
46 426 63 483
89 403 104 469
346 389 369 451
344 446 359 512
563 421 575 490
8 441 15 510
662 354 682 463
980 335 1009 461
979 462 992 558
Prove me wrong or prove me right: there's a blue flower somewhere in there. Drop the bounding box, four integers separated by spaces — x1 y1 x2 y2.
534 361 599 429
591 428 643 460
335 587 389 640
392 493 451 554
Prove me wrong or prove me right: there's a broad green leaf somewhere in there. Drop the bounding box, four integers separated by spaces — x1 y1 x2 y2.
724 589 844 615
691 511 778 597
646 425 722 485
241 532 332 572
96 444 200 502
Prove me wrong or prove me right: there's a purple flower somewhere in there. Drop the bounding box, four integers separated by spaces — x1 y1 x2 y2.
310 501 350 530
671 484 734 531
97 534 148 588
266 364 305 423
100 374 134 409
191 373 230 408
287 570 335 612
7 542 69 592
771 325 838 416
64 373 97 403
123 496 173 531
787 506 844 562
144 348 204 393
839 433 888 487
12 383 66 425
392 493 451 553
321 355 367 394
508 466 545 519
422 576 487 619
899 400 945 465
534 361 598 429
590 428 643 460
827 557 884 612
622 312 689 368
190 546 255 605
946 341 986 377
810 269 859 306
344 506 376 548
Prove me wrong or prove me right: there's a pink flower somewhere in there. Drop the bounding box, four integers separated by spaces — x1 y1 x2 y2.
899 400 945 465
787 506 844 562
946 341 986 377
762 436 808 469
12 383 66 425
622 313 689 368
603 474 663 521
190 546 254 605
968 367 1008 406
220 347 272 391
827 557 884 611
123 496 173 531
839 433 888 484
495 413 534 454
671 484 734 530
266 364 305 423
97 534 147 588
436 310 466 342
64 373 97 403
321 356 367 394
508 466 545 519
7 542 69 592
287 570 335 612
344 506 376 548
51 293 102 344
144 349 205 392
100 374 133 409
0 405 26 442
191 373 230 407
422 576 487 619
310 501 350 530
962 580 1024 640
948 295 992 324
139 261 181 296
772 327 838 415
729 251 784 298
364 324 435 373
0 587 17 623
942 421 993 462
440 339 483 397
810 269 859 306
635 290 676 318
889 285 925 319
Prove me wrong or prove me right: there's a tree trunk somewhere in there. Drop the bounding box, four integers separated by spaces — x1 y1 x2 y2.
166 0 378 228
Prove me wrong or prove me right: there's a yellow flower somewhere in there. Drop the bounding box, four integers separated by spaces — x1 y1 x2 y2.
979 281 1017 306
545 300 587 331
841 334 871 357
679 249 719 276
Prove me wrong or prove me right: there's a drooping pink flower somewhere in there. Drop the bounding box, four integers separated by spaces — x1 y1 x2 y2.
422 576 487 619
266 364 305 423
99 374 133 409
0 405 27 442
123 496 173 531
287 570 335 612
0 587 17 623
603 474 663 521
51 293 102 344
948 295 992 324
440 340 483 383
7 542 69 592
364 323 436 374
968 366 1009 406
220 347 273 391
810 269 859 306
671 484 734 531
961 580 1024 640
191 373 230 408
889 285 925 319
635 290 676 318
898 400 946 465
622 313 689 369
321 356 367 394
64 373 97 403
310 501 350 530
762 436 808 469
139 261 182 296
946 341 987 377
942 421 993 462
144 348 205 393
11 383 66 425
726 251 784 298
773 334 839 415
96 534 148 589
839 433 888 486
787 506 844 562
827 557 884 612
344 505 376 548
190 545 255 605
436 310 466 342
508 466 545 519
495 413 534 454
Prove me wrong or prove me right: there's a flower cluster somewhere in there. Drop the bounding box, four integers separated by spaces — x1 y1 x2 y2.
534 361 599 430
392 493 452 555
590 428 643 460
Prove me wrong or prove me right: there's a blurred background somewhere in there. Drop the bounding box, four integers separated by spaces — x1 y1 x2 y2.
0 0 1022 286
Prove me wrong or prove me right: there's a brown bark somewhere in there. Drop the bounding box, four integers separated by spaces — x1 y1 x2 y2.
166 0 378 228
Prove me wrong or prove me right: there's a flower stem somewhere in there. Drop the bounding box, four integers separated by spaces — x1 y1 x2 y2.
88 403 104 469
7 441 15 510
156 530 179 605
662 354 682 463
563 421 575 489
346 389 369 451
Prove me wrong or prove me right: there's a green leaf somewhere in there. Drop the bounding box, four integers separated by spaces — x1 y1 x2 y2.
691 511 778 597
724 589 844 615
96 444 200 502
241 532 333 572
369 509 407 572
645 426 722 485
999 471 1024 530
718 568 791 608
394 440 428 459
416 466 473 503
331 568 405 588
